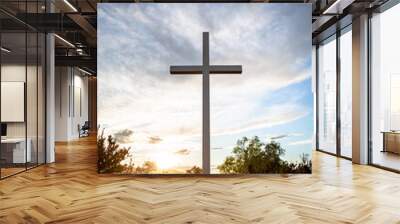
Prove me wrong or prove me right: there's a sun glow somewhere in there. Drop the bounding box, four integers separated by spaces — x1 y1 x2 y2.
153 152 180 170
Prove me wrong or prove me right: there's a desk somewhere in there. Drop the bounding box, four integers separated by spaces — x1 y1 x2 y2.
382 131 400 154
1 138 31 163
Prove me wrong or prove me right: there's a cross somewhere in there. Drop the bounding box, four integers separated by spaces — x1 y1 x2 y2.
170 32 242 174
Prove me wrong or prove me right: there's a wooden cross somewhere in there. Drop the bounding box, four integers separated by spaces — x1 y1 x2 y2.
170 32 242 174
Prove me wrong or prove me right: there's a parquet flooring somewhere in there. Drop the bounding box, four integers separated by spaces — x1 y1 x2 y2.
1 136 400 223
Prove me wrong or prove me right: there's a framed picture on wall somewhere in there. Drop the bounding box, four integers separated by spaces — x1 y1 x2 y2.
97 3 313 175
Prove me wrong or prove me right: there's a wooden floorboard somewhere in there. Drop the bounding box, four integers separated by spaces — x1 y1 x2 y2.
0 136 399 223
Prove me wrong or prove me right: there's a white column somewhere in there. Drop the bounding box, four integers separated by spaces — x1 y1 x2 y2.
352 14 369 164
46 33 55 163
45 0 56 163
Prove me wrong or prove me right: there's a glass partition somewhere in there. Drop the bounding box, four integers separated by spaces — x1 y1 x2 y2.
27 31 38 169
1 31 28 177
0 2 46 179
38 32 46 165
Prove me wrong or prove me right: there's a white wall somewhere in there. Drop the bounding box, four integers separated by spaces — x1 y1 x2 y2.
72 72 89 138
1 65 28 142
55 67 89 141
1 65 39 138
1 63 46 164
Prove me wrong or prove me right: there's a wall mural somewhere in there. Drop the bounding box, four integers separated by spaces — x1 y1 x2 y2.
98 3 313 174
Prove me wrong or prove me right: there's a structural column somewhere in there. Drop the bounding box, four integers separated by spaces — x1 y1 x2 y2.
352 14 369 164
46 0 55 163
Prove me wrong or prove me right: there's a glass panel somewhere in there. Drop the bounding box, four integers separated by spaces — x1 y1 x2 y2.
371 4 400 171
26 0 39 169
318 36 337 154
1 30 27 177
0 1 46 178
27 31 38 169
340 28 352 158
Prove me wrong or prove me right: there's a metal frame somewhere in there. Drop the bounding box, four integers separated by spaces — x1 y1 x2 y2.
336 25 341 157
367 10 373 165
315 44 319 150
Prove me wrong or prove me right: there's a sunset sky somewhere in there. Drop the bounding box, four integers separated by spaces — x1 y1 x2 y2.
98 3 313 173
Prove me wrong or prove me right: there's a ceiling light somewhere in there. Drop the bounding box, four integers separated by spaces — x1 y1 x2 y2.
323 0 354 15
54 34 75 48
63 0 78 12
1 47 11 53
76 48 85 56
78 67 93 76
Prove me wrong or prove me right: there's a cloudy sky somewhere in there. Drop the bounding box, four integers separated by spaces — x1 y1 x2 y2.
98 3 313 172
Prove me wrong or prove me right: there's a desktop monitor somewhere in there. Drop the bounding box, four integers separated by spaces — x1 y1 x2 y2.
1 123 7 137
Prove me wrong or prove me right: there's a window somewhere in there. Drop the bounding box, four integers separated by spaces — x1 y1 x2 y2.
339 27 352 158
317 35 337 154
370 3 400 171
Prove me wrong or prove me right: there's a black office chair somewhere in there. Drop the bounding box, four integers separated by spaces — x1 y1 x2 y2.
79 121 90 138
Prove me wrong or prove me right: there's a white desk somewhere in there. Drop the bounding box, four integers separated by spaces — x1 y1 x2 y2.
1 138 31 163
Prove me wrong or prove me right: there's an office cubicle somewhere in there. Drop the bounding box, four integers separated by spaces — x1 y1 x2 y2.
0 1 46 179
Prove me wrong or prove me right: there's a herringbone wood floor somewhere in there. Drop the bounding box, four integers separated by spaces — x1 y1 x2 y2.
1 136 400 224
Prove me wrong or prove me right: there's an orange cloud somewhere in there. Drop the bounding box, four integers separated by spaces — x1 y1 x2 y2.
175 148 190 156
148 136 162 144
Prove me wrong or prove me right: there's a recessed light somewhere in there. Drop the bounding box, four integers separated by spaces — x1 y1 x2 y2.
54 34 75 48
1 47 11 53
63 0 78 12
78 67 93 76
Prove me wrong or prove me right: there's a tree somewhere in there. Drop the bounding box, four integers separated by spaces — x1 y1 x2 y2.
186 166 203 174
97 129 131 173
218 136 312 174
138 161 158 174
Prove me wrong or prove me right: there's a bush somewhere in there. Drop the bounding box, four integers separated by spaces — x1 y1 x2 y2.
186 166 203 174
135 161 158 174
97 129 131 173
218 136 312 174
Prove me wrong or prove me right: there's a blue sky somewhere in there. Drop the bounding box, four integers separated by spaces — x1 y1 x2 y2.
98 3 312 172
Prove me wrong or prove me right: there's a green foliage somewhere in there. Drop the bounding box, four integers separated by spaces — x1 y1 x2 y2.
97 129 132 173
218 136 312 174
186 166 203 174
